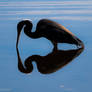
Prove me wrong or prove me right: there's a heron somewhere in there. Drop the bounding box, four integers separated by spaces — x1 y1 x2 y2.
16 47 84 74
16 19 84 50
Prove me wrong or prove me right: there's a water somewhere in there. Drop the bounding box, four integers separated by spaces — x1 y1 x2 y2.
0 0 92 92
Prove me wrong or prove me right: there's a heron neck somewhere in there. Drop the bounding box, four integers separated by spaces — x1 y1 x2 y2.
24 28 40 39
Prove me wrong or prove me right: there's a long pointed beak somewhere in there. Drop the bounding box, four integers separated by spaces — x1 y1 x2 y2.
16 31 21 48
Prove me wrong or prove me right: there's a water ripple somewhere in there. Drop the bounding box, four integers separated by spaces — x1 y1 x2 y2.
0 1 92 21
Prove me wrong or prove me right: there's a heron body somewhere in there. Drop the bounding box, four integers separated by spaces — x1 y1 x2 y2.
36 19 81 45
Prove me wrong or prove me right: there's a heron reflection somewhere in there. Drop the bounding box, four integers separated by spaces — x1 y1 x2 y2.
16 47 84 74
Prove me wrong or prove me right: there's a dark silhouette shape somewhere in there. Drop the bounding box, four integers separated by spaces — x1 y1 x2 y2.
16 19 84 50
16 47 84 74
16 19 84 74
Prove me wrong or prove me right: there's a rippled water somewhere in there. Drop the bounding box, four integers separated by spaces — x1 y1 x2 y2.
0 0 92 92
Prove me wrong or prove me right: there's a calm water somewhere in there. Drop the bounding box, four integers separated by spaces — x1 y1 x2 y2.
0 0 92 92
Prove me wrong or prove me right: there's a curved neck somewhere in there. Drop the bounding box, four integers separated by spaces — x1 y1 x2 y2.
24 26 40 39
16 20 40 47
16 47 33 74
31 55 42 62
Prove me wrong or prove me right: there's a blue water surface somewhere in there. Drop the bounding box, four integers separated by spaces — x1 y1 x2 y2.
0 0 92 92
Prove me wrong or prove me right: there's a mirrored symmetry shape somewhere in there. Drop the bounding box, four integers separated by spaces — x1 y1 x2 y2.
16 19 84 74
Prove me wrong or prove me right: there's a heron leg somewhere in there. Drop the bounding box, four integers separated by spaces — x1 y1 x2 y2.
52 41 58 51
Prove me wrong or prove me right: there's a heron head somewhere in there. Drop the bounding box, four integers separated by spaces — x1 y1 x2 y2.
16 20 33 48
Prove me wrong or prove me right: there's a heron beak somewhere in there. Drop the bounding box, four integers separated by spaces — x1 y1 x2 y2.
16 29 21 48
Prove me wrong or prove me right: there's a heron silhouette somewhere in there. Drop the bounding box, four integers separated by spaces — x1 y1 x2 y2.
16 47 84 74
16 19 84 50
